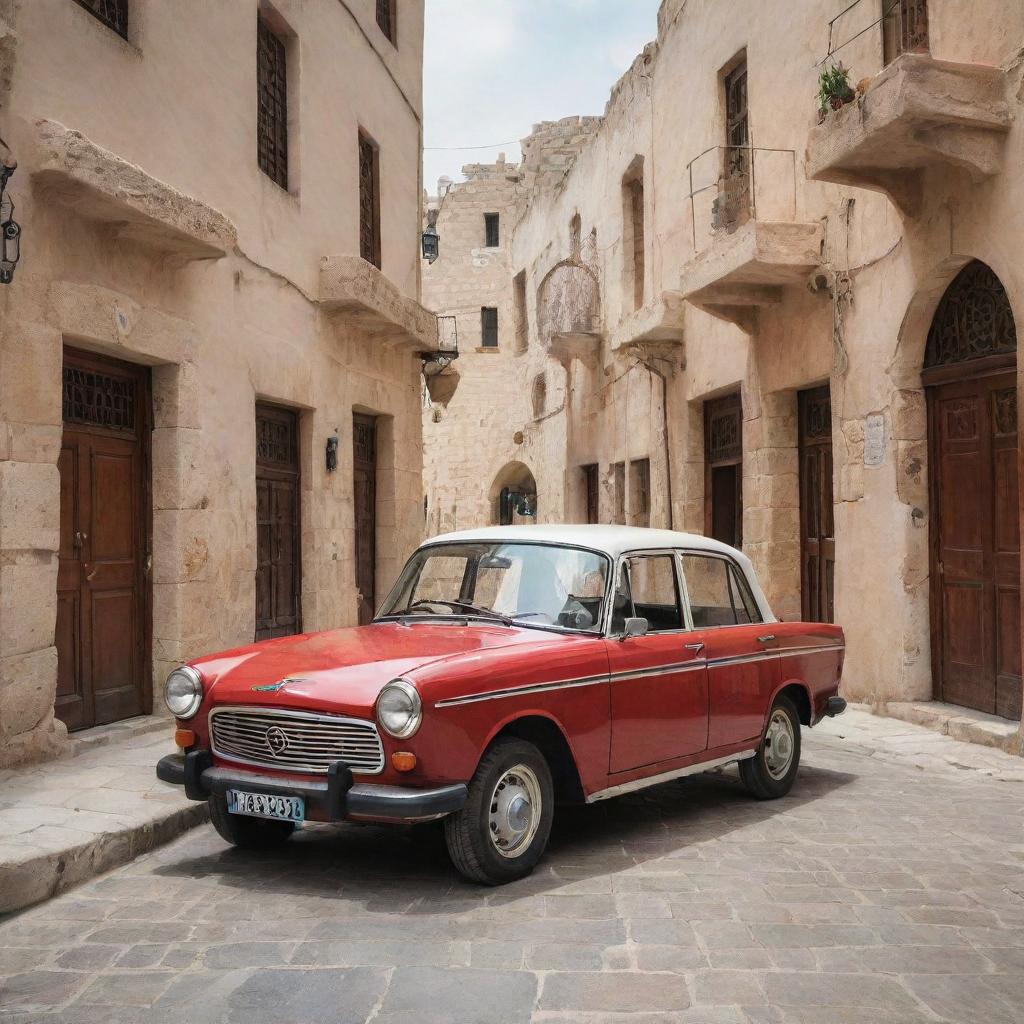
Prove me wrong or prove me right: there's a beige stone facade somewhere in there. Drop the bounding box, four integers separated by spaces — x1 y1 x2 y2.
0 0 433 765
423 0 1024 752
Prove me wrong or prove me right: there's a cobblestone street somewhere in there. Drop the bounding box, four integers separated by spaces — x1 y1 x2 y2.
2 713 1023 1023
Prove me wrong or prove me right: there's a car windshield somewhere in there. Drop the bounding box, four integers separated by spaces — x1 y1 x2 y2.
378 542 611 633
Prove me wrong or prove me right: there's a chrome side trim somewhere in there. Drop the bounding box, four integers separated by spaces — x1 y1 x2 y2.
433 673 609 708
775 643 846 657
587 749 758 803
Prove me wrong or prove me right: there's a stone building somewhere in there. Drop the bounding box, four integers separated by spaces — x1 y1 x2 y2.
0 0 435 766
423 0 1024 753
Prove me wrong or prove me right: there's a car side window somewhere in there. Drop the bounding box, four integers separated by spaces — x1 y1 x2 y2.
623 554 683 632
681 554 759 628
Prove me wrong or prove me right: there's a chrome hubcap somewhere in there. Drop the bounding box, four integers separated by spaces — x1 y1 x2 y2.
764 709 795 780
488 764 541 858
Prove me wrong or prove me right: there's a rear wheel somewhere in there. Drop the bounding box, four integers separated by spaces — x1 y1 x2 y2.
208 794 296 849
444 738 554 885
739 694 801 800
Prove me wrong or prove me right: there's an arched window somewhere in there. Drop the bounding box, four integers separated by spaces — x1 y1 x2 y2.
532 373 547 419
924 261 1016 371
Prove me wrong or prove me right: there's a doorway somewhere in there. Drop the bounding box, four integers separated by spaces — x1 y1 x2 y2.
255 403 302 641
57 348 151 731
798 385 835 623
924 263 1020 719
704 392 743 548
353 413 377 625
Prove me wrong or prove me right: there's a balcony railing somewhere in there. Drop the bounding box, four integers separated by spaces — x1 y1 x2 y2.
821 0 929 79
686 145 799 254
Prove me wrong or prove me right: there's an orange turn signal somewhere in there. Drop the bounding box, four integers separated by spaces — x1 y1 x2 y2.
391 751 417 772
174 728 195 749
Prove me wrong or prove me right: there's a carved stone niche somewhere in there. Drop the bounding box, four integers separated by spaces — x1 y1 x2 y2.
537 260 602 365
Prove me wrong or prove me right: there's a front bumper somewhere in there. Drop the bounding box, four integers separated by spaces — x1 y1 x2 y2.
157 751 468 823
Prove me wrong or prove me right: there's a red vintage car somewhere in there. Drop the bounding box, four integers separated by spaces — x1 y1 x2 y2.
157 525 846 884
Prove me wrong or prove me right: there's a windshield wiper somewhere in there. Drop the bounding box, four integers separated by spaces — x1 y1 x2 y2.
403 600 513 626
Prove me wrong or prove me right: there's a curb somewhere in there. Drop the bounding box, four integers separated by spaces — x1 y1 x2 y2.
0 801 209 917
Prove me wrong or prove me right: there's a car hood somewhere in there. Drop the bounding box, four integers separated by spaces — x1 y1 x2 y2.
193 621 550 716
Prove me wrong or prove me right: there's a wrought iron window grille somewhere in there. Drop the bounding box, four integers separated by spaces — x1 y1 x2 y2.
0 139 20 286
257 17 289 190
74 0 129 39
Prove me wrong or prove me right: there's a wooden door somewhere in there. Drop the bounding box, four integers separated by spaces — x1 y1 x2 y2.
799 386 835 623
583 464 599 524
929 373 1021 718
353 413 377 625
255 404 301 641
705 393 743 548
57 349 150 731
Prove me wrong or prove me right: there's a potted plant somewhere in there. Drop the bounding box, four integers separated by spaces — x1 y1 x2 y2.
817 62 855 122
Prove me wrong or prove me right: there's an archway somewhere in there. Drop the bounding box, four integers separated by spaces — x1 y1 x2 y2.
489 461 538 526
924 260 1020 720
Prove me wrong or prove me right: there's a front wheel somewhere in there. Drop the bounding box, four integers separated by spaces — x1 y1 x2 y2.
739 694 801 800
444 738 554 885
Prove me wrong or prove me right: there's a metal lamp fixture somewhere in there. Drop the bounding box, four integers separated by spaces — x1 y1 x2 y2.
421 208 439 264
0 148 20 286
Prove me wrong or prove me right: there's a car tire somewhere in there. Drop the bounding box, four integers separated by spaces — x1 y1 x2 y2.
208 794 296 848
739 694 801 800
444 738 554 885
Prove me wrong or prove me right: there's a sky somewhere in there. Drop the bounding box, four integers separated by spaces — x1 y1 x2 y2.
423 0 663 193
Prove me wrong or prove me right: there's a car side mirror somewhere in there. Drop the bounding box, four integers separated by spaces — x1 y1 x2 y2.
620 617 648 640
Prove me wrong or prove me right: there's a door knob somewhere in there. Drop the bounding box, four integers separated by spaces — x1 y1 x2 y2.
73 531 87 549
85 565 98 582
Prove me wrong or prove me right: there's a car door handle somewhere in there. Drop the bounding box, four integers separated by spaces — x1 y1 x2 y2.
757 634 776 644
683 642 704 654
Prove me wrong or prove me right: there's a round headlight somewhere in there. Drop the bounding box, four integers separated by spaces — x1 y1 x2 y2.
376 678 422 739
164 666 203 720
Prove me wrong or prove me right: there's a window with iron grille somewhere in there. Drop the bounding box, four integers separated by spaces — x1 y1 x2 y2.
882 0 929 66
481 307 499 348
724 61 749 150
484 213 500 248
257 17 289 190
359 132 382 268
74 0 129 39
376 0 396 44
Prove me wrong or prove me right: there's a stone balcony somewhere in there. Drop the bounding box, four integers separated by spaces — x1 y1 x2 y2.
31 120 237 260
319 254 438 351
806 53 1011 216
679 220 822 334
608 292 686 357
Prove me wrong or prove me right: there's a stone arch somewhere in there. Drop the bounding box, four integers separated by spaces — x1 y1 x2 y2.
488 461 538 525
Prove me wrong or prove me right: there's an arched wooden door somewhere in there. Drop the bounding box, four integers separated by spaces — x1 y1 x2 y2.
924 261 1021 720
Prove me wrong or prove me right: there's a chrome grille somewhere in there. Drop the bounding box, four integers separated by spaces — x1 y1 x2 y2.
209 707 385 775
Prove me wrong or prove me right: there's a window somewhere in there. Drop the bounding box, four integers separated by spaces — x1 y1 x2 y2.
621 160 645 311
582 464 599 524
257 16 289 190
681 554 761 628
484 213 500 248
611 462 626 524
613 555 683 633
629 458 651 527
513 271 528 351
570 213 582 256
376 0 396 44
481 307 499 348
720 56 751 228
531 373 547 419
359 132 381 268
882 0 928 66
74 0 128 38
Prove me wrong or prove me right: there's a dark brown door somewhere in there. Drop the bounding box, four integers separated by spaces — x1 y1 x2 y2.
255 404 301 641
929 373 1021 718
583 464 599 524
799 385 835 623
353 413 377 625
57 349 151 731
705 393 743 548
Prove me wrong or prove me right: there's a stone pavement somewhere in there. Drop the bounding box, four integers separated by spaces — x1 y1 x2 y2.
1 709 1024 1023
0 725 205 914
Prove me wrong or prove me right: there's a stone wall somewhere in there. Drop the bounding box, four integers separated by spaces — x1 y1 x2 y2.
423 0 1024 751
0 0 431 765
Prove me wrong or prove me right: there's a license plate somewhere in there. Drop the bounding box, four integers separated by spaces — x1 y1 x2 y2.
226 789 304 823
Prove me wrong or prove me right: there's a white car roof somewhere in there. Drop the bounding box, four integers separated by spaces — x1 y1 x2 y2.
421 524 776 623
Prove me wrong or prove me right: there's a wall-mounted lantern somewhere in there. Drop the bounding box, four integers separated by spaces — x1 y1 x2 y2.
0 149 20 286
325 434 339 473
421 222 439 264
